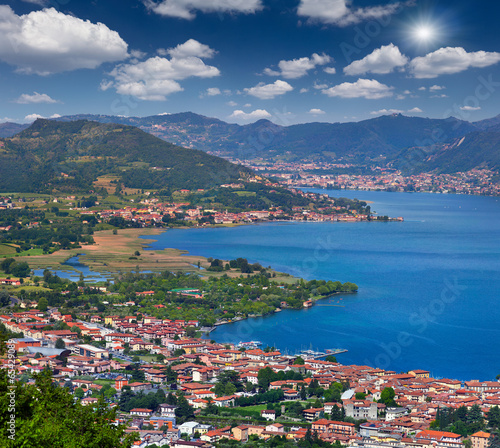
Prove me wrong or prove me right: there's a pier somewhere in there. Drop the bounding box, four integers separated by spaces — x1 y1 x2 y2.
297 348 348 360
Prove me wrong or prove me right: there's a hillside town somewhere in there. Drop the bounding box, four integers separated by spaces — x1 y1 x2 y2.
2 306 499 448
223 158 500 196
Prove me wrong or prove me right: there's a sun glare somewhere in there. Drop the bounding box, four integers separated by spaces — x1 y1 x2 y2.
415 25 434 41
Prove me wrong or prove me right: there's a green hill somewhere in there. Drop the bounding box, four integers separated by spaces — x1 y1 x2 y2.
0 119 251 193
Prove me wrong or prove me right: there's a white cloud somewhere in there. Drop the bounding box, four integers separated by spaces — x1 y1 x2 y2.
322 79 394 99
0 6 128 75
0 117 16 123
14 92 59 104
206 87 221 96
297 0 413 26
21 0 48 5
226 101 238 106
370 108 404 115
418 87 427 91
343 44 408 76
460 106 481 111
229 109 271 121
429 85 445 91
308 108 326 115
167 39 216 59
431 94 448 98
410 47 500 78
313 81 328 90
24 113 61 122
407 107 423 113
144 0 263 20
244 80 293 99
324 67 336 74
264 53 332 79
103 40 220 101
300 88 309 93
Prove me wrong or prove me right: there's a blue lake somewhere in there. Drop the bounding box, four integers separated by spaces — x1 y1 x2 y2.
142 190 500 381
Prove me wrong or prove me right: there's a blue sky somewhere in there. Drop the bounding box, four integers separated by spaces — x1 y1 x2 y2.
1 0 499 125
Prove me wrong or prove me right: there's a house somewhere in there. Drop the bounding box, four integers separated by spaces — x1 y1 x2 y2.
415 430 463 448
303 408 324 422
344 399 378 420
130 408 153 417
261 409 276 421
178 421 200 437
159 404 177 418
265 423 284 433
470 431 491 448
232 426 249 442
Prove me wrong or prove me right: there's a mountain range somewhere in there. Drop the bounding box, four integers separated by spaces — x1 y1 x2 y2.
1 111 499 174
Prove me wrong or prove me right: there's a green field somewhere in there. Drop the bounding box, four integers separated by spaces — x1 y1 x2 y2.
0 244 17 256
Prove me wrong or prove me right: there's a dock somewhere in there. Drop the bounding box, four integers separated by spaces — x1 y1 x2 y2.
297 348 348 359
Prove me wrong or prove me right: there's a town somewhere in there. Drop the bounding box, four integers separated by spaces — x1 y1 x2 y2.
1 298 499 448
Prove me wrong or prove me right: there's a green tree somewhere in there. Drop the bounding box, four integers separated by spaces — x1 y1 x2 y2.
379 387 397 407
0 370 137 447
55 338 66 349
294 356 305 365
38 297 48 312
74 387 85 399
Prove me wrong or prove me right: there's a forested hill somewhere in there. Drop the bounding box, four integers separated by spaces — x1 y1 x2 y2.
0 119 252 193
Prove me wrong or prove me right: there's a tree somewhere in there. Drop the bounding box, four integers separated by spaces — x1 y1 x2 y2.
325 355 337 363
489 432 500 448
0 370 137 447
55 338 66 349
74 387 85 399
38 297 48 312
379 387 397 407
294 356 305 365
488 406 500 430
0 290 10 308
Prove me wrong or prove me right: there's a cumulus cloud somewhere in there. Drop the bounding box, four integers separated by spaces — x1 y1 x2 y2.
322 79 393 99
264 53 332 79
460 106 481 111
297 0 413 26
324 67 336 74
429 85 445 91
24 113 61 122
407 107 423 113
0 6 128 75
226 101 238 106
14 92 59 104
308 108 326 115
244 80 293 99
167 39 216 59
410 47 500 78
229 109 271 121
103 40 220 101
343 44 408 76
144 0 263 20
370 108 404 115
206 87 221 96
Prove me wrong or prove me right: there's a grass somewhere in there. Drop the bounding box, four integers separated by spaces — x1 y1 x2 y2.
233 404 267 412
0 244 17 256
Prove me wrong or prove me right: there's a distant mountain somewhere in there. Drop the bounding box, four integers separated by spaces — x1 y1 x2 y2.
2 111 499 175
424 128 500 173
473 113 500 131
0 119 251 193
52 112 477 163
0 122 29 138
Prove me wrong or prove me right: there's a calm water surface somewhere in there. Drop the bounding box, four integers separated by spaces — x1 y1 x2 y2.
143 190 500 380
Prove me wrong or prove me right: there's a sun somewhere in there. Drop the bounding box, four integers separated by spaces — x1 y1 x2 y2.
415 25 435 41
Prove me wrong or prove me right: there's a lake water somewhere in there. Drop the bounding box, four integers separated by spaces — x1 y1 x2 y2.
143 190 500 381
